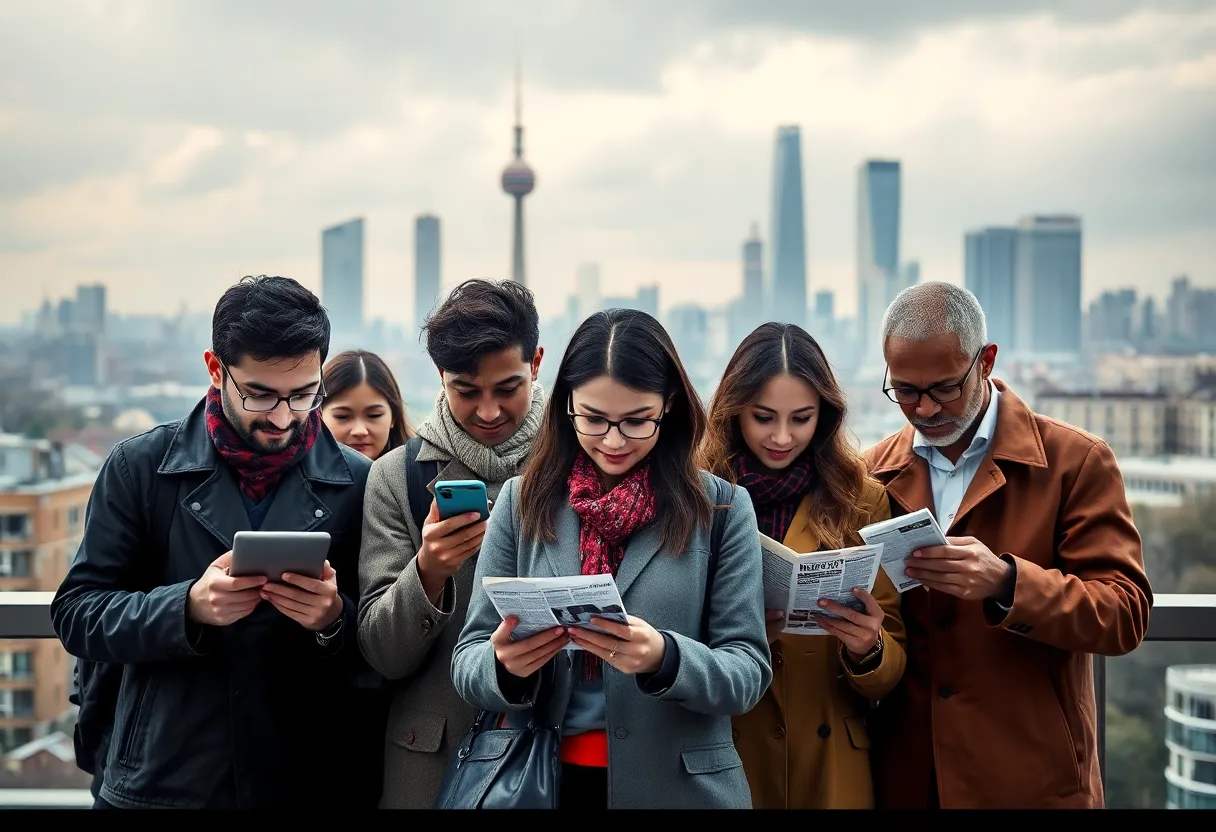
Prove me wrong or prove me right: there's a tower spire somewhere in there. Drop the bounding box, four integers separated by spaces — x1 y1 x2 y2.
501 63 536 286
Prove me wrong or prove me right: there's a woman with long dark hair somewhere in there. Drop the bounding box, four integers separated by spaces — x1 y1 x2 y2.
321 349 413 460
451 309 771 809
699 322 907 810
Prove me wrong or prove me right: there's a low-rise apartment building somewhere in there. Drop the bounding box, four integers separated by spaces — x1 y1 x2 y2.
0 435 96 752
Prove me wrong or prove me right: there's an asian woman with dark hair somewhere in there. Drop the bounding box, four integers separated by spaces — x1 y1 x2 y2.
451 309 771 809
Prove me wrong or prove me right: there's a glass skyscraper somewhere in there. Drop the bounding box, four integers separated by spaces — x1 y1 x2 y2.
857 160 901 362
321 217 365 343
414 214 441 336
965 227 1018 350
769 126 806 328
1014 215 1082 357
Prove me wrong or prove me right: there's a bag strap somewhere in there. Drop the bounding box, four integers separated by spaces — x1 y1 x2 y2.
701 477 733 640
403 435 438 534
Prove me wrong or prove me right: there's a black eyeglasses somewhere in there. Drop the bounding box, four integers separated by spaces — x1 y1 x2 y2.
882 347 985 406
223 365 326 413
567 406 664 440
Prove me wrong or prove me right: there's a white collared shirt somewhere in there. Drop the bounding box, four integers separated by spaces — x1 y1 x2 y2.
912 381 1001 532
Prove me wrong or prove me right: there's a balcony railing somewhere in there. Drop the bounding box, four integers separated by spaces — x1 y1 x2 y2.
1 591 1215 802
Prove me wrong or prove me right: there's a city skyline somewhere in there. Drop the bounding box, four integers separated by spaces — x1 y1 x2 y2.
0 2 1213 326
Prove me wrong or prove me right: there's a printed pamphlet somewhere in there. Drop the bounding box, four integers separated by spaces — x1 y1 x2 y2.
481 574 629 652
857 507 949 593
760 534 883 635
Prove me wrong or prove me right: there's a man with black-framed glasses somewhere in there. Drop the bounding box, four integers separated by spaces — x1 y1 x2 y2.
863 281 1151 811
51 275 382 810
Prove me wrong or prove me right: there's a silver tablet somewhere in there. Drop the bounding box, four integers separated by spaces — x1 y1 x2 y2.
230 531 331 581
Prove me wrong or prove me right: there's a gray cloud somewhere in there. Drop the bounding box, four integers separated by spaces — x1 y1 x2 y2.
0 0 1212 320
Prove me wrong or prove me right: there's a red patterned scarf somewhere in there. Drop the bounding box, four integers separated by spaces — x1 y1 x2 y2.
733 449 814 542
204 385 320 504
567 452 656 681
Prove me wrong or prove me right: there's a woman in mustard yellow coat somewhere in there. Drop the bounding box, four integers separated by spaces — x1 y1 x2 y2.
700 323 906 809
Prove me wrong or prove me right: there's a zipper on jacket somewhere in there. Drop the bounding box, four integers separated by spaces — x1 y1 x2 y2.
118 677 152 765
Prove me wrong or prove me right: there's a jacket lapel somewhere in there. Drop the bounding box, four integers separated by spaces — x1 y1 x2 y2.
259 466 329 533
613 521 664 600
541 503 583 579
183 465 251 551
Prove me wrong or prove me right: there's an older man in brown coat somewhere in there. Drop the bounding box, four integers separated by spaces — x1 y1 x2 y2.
864 281 1152 809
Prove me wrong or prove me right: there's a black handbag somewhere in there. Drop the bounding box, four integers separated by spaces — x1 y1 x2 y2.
434 659 570 809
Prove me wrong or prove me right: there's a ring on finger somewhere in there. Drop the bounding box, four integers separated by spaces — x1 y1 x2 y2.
609 647 619 660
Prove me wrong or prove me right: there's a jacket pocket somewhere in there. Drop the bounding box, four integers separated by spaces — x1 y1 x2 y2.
680 742 743 775
843 715 871 750
389 707 448 754
117 673 156 767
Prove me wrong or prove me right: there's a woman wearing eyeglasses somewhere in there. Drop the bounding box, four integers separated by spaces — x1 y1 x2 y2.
451 309 771 809
698 322 907 810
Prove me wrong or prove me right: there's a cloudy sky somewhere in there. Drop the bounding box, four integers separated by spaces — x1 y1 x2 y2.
1 0 1214 327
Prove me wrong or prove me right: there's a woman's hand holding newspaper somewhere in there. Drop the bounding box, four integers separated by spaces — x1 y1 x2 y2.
811 588 884 660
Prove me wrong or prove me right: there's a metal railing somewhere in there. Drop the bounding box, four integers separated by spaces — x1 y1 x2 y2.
2 591 1215 795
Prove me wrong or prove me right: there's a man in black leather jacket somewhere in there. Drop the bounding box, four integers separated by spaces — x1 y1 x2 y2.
51 275 381 809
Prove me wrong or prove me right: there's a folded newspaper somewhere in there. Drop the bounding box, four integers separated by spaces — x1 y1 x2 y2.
857 507 950 593
481 574 629 652
760 534 884 635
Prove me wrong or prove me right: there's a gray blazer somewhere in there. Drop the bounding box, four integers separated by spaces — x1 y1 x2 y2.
451 472 772 809
357 440 511 809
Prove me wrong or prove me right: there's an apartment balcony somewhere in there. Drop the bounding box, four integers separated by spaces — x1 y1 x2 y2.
0 591 1213 810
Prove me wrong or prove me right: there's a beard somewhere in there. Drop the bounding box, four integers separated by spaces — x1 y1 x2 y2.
221 385 303 454
912 380 987 448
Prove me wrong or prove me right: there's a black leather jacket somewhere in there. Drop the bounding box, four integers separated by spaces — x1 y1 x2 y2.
51 399 379 809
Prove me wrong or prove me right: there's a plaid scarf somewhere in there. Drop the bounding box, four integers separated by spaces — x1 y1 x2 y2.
204 385 320 504
733 450 814 542
567 453 656 681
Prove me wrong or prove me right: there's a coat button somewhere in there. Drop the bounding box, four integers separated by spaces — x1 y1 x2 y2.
314 509 324 518
614 728 629 739
938 685 953 700
190 502 201 511
817 723 831 739
405 732 416 746
772 725 786 739
422 617 433 633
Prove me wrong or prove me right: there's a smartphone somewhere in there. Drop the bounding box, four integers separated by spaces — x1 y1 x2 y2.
434 480 490 522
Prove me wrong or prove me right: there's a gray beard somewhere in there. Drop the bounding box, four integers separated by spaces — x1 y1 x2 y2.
913 381 987 448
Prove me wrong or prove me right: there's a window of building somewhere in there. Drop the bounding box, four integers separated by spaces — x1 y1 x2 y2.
0 551 33 578
1192 697 1215 721
11 689 33 717
1194 759 1216 786
67 506 81 531
0 514 30 539
0 651 33 680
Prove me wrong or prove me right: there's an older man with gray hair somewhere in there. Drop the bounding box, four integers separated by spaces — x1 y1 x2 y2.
864 281 1152 810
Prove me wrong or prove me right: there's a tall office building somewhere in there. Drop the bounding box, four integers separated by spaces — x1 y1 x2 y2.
73 285 106 336
321 217 365 340
636 285 659 320
901 261 920 292
501 65 536 286
742 223 764 332
965 227 1018 349
576 263 601 322
769 126 807 328
1014 215 1082 357
857 160 901 361
414 215 441 336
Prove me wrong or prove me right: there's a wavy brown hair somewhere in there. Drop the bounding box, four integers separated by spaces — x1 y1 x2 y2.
699 322 875 549
519 309 710 553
